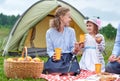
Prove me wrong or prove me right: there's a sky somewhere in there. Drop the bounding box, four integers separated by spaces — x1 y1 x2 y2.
0 0 120 28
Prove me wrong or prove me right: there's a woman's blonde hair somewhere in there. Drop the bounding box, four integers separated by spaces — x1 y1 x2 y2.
49 7 70 31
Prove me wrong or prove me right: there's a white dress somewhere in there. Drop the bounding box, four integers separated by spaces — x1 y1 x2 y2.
79 33 105 72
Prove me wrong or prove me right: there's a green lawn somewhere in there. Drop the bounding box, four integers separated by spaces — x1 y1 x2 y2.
0 27 114 81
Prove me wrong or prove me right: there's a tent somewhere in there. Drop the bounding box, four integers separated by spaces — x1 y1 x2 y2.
2 0 87 57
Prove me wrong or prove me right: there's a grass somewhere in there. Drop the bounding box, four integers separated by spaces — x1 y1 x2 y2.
0 27 10 50
0 27 115 80
104 38 115 64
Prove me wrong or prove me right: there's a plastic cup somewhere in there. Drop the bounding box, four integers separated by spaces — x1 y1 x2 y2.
80 34 85 43
55 48 62 60
95 63 102 74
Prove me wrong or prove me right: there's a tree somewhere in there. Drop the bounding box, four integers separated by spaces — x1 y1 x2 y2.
100 23 117 39
0 13 20 28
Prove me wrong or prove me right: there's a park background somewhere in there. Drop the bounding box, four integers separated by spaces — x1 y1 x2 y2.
0 0 119 81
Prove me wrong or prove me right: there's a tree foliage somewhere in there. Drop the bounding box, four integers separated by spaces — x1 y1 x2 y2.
0 13 117 40
100 23 117 39
0 13 20 28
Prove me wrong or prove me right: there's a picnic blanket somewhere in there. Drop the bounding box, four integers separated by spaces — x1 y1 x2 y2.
40 70 120 81
39 70 95 81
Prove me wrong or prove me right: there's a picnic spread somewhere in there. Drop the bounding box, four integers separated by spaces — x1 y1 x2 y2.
4 47 120 81
39 70 120 81
4 55 120 81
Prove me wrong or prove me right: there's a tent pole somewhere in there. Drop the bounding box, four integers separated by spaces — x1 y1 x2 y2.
2 17 21 56
2 34 12 56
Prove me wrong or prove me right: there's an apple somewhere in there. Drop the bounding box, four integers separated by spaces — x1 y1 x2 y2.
25 56 32 61
7 58 13 62
18 57 24 61
33 57 41 62
30 59 34 62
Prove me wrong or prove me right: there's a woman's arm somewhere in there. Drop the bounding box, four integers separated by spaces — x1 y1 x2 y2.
112 24 120 56
70 29 80 54
109 24 120 62
69 29 78 54
46 30 54 57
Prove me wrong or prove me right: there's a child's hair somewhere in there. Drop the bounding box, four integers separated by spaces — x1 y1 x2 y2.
49 7 70 31
87 21 99 34
93 23 99 34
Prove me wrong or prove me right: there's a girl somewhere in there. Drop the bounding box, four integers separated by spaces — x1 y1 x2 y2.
44 7 80 75
79 18 105 72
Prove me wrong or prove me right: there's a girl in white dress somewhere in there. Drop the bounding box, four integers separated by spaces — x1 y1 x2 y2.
79 18 105 72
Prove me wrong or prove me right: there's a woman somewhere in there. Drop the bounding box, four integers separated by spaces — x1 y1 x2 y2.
44 7 80 75
105 24 120 74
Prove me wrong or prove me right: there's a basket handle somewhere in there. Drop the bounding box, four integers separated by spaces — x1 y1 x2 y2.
24 46 28 57
21 46 28 58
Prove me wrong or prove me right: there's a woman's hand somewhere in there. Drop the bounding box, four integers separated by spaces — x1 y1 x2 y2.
52 53 62 61
73 42 81 54
108 54 117 62
52 53 56 61
79 42 84 48
116 56 120 63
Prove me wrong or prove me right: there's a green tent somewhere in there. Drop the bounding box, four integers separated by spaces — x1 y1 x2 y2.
2 0 87 57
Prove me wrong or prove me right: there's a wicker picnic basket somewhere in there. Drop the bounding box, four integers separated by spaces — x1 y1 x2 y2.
4 47 44 79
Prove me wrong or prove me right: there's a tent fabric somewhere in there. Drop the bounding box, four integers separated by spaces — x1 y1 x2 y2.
24 16 53 48
3 0 87 56
7 0 58 51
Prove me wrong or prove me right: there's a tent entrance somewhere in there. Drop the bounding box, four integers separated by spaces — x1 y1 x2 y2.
23 16 84 57
23 16 53 57
24 16 53 48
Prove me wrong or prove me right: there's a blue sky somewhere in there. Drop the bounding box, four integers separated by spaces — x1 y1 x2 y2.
0 0 120 28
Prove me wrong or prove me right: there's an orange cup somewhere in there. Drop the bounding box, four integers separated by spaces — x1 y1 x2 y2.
95 63 102 74
55 48 62 60
80 34 85 43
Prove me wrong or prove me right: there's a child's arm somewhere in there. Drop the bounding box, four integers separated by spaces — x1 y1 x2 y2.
96 34 105 52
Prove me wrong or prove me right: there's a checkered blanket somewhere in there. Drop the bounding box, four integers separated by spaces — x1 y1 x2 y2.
39 70 95 81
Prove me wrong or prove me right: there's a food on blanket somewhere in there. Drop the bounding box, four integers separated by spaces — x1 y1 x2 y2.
99 75 117 81
101 72 110 75
33 57 42 62
7 58 13 62
99 72 117 81
79 34 85 43
95 63 101 74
